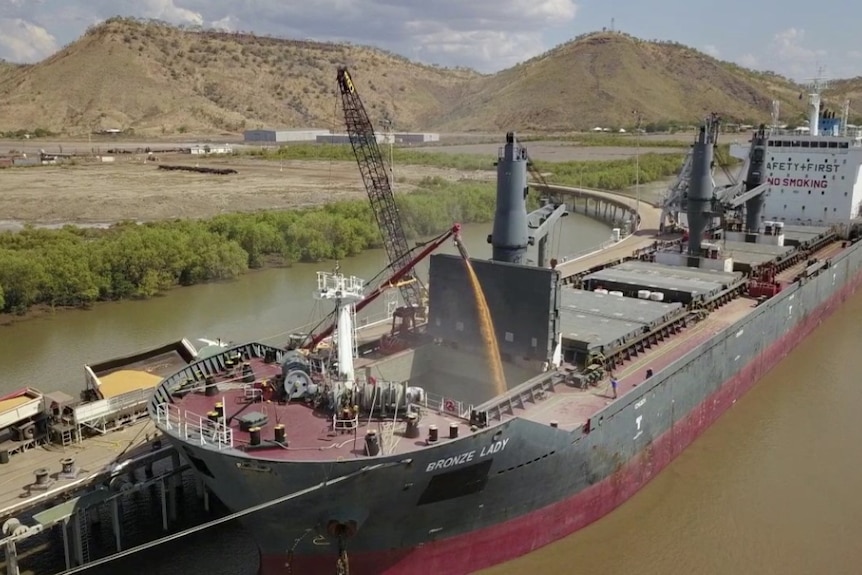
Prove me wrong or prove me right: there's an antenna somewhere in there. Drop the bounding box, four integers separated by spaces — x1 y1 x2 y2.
842 99 851 137
610 18 615 32
770 100 780 132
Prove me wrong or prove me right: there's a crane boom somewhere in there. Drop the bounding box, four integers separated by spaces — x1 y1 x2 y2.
336 67 421 308
303 224 462 351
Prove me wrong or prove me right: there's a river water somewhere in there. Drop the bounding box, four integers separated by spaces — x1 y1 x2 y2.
4 210 862 575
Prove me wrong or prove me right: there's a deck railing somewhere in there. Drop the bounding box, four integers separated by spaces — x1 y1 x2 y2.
155 403 233 450
420 391 472 420
332 413 360 432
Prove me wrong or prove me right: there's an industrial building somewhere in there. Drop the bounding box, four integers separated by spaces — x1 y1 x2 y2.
393 132 440 144
318 132 439 144
315 133 388 144
243 129 330 143
244 128 440 145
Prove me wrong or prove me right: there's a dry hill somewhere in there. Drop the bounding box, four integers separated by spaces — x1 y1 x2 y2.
0 60 20 83
0 18 475 136
435 33 809 131
0 20 854 135
826 78 862 122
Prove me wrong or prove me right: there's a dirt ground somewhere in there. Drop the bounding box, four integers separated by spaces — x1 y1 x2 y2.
0 154 491 225
0 136 686 225
410 140 685 162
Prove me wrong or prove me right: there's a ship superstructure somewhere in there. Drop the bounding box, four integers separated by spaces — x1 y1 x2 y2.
732 79 862 225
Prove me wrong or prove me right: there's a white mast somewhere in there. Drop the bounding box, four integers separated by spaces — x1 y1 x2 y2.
771 99 780 133
842 99 851 137
808 68 827 137
315 270 364 388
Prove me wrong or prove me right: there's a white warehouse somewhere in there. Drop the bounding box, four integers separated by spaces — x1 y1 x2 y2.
243 129 330 143
315 133 388 144
394 132 440 144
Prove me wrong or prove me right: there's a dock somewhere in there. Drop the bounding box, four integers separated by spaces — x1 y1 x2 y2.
0 339 215 575
0 419 210 574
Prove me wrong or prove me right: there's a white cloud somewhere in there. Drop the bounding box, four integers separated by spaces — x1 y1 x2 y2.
731 27 858 80
703 44 720 58
767 28 826 79
0 0 578 71
0 18 58 62
738 53 759 68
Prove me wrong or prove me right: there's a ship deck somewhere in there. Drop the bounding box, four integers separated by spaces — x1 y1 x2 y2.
170 360 469 462
161 238 848 463
162 294 758 463
518 295 758 429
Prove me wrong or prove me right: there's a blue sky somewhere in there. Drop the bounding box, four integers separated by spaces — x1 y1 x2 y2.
0 0 858 80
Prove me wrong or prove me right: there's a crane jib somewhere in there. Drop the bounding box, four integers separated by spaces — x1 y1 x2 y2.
335 66 421 309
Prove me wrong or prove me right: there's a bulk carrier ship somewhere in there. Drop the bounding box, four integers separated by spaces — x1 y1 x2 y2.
149 72 862 575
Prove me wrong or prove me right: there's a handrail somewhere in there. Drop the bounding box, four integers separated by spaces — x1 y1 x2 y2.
420 391 472 420
559 238 619 264
155 403 233 450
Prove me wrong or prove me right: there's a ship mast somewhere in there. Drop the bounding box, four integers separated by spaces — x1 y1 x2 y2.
807 68 827 137
315 270 364 389
770 99 780 134
842 99 851 137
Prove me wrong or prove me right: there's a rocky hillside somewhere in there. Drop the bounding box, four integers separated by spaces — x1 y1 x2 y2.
0 19 856 135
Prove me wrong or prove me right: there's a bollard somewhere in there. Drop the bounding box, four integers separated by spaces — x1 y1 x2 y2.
364 430 381 456
59 457 79 479
204 375 218 397
249 427 261 446
405 413 420 439
31 468 53 491
34 469 49 486
60 457 75 474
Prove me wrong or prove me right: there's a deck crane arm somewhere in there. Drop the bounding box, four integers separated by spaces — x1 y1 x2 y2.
336 67 421 309
302 224 462 351
523 149 568 267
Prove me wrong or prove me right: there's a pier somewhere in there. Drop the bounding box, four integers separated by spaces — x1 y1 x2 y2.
0 420 208 575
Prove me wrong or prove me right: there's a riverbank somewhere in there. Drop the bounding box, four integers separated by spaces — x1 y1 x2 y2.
0 139 689 322
0 180 505 318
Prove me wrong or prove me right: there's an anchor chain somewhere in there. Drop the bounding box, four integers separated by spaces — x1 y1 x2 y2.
335 535 350 575
286 528 312 575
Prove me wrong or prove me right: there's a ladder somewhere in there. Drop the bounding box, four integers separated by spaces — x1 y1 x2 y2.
75 509 90 566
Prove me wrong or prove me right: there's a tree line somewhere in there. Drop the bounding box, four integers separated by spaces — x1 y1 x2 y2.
0 179 500 315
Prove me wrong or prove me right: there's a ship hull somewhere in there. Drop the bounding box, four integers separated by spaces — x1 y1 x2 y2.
159 239 862 575
251 250 862 575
